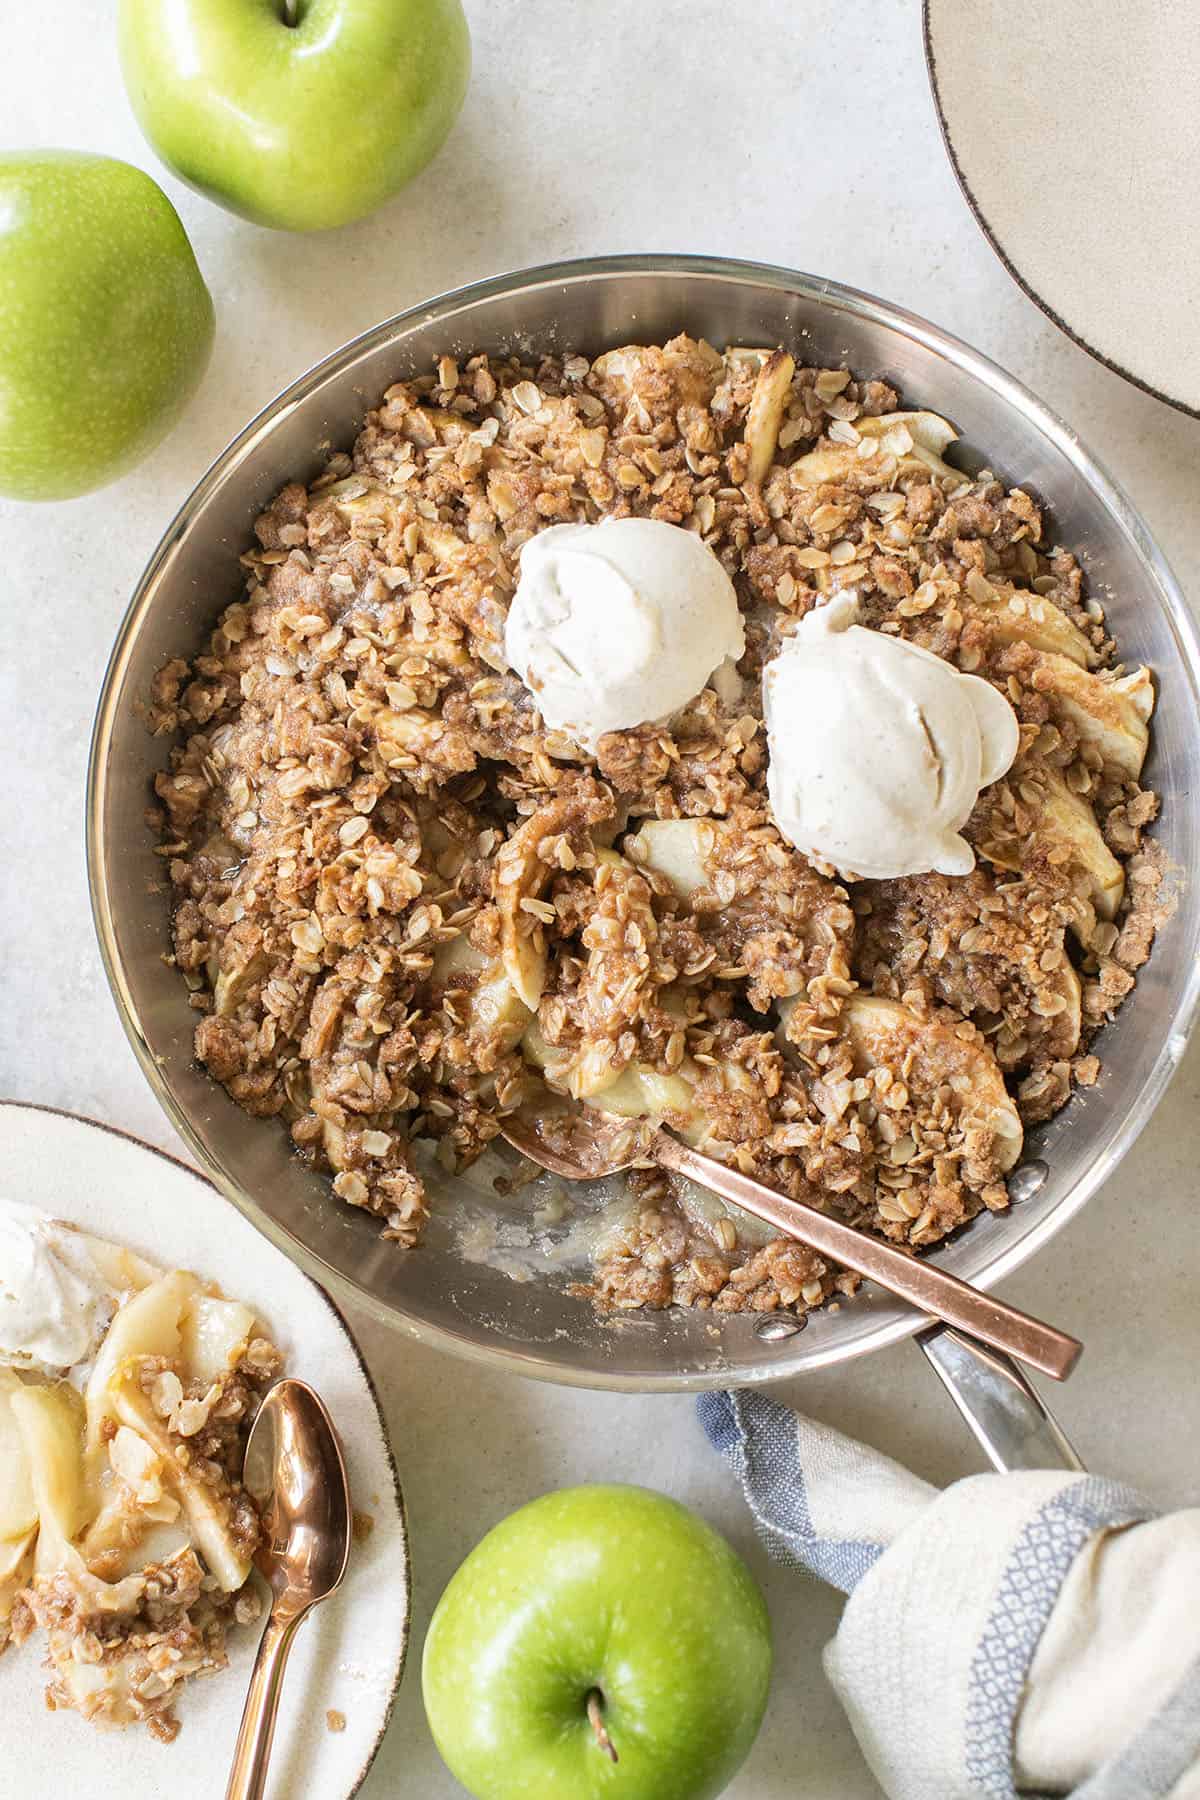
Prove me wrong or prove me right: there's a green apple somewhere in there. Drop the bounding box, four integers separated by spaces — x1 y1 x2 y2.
422 1484 772 1800
0 151 214 502
117 0 471 233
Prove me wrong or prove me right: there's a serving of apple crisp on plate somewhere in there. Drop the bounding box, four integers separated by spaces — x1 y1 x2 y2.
147 335 1167 1322
0 1103 408 1790
0 1207 280 1739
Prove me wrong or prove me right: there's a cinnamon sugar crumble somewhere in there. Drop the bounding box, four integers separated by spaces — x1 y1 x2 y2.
6 1328 281 1738
149 336 1165 1320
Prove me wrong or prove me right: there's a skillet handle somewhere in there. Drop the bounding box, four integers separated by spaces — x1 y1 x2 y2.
918 1325 1085 1472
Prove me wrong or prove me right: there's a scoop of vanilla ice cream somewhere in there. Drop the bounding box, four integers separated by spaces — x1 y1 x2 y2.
764 592 1019 880
504 518 745 746
0 1199 122 1378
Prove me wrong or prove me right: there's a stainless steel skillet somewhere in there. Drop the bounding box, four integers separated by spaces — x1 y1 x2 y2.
86 256 1200 1464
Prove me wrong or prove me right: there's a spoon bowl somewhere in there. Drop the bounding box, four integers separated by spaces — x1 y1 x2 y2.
244 1378 352 1614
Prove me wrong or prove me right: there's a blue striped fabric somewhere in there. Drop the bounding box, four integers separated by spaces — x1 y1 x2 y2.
963 1477 1156 1799
699 1389 1193 1799
700 1388 899 1591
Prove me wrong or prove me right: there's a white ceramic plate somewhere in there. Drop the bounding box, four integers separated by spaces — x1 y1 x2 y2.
0 1101 410 1800
925 0 1200 417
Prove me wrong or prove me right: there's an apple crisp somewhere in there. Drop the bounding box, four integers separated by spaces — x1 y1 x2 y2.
148 336 1165 1317
2 1255 280 1739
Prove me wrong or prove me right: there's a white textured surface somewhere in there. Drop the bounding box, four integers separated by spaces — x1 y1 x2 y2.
2 2 1199 1796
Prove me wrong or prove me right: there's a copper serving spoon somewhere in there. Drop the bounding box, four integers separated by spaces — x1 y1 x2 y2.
501 1113 1082 1382
225 1380 352 1800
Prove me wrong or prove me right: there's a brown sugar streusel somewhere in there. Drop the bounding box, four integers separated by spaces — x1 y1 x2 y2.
9 1331 282 1738
149 336 1167 1321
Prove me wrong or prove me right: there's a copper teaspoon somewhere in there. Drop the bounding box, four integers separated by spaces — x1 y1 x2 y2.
225 1379 352 1800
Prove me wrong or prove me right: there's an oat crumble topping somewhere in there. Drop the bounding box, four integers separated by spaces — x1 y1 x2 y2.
3 1300 280 1738
148 336 1167 1320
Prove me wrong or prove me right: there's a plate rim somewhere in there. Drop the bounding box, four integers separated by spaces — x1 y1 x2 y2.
923 0 1200 422
0 1096 411 1800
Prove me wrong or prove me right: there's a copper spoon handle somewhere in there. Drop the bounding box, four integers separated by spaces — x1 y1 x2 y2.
225 1609 306 1800
651 1130 1082 1381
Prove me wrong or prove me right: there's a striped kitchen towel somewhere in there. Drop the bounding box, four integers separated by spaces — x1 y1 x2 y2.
700 1389 1200 1799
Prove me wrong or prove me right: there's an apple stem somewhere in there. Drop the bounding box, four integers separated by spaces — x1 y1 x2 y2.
587 1691 618 1765
282 0 298 22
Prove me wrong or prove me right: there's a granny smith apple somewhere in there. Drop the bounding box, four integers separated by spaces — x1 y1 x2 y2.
118 0 471 233
422 1484 772 1800
0 151 214 502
